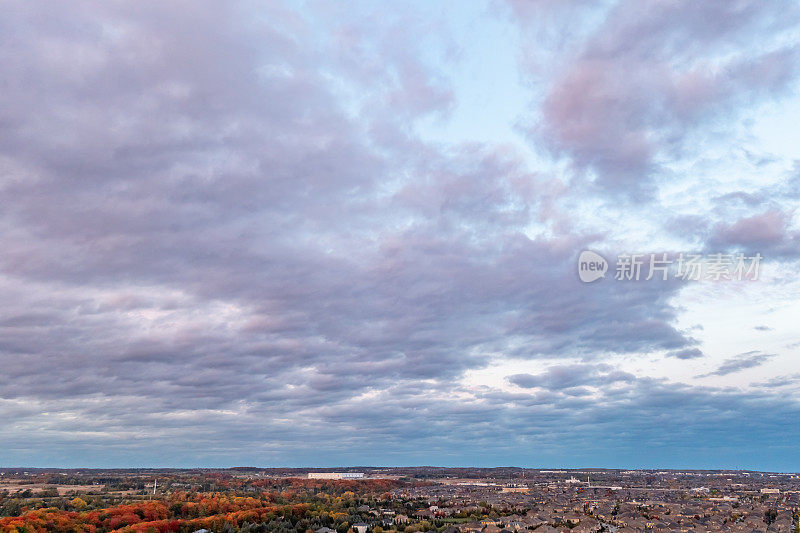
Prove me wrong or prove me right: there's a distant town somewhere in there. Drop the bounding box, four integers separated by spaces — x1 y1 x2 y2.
1 467 798 532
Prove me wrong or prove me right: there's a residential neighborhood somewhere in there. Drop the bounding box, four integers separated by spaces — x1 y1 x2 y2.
1 468 798 532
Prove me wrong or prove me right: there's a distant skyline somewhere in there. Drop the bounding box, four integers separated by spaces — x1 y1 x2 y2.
1 0 799 470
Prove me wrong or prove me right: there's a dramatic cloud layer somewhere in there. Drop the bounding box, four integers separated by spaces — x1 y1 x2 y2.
1 0 799 469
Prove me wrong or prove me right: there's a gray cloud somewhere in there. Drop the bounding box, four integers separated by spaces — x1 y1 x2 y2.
699 351 776 377
508 363 635 390
3 365 799 470
751 374 800 389
666 348 704 360
714 191 765 207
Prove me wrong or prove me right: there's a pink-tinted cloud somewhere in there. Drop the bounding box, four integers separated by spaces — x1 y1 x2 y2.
709 209 800 256
513 0 800 198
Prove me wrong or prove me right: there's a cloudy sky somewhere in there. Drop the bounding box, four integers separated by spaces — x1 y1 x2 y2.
2 0 800 470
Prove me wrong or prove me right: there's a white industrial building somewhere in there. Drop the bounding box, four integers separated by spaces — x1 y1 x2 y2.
308 472 364 480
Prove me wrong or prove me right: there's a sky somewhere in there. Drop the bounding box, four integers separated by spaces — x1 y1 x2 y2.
1 0 799 471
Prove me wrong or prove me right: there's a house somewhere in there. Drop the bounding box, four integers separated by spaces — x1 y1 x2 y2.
353 524 369 533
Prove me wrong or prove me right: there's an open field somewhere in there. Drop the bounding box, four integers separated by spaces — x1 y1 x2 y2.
0 484 104 495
